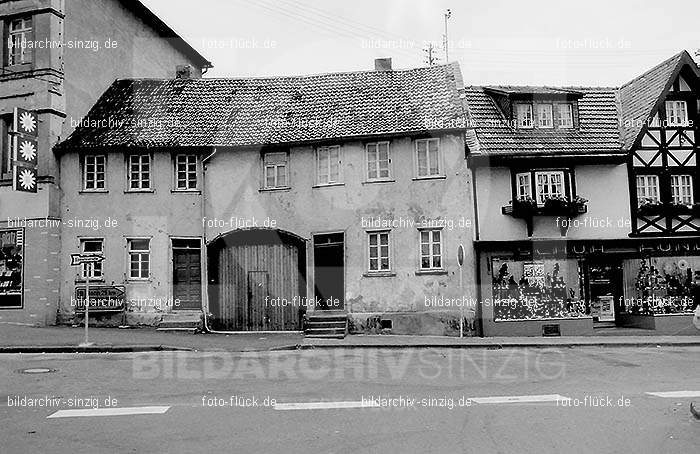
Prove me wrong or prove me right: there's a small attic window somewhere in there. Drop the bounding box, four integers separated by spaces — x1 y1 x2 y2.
557 104 573 128
515 104 533 128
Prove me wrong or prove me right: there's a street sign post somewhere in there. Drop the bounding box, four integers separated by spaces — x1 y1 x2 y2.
457 244 465 338
70 254 105 346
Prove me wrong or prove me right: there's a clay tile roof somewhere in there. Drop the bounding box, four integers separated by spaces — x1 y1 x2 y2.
58 63 466 150
618 50 699 150
483 86 584 96
465 86 621 155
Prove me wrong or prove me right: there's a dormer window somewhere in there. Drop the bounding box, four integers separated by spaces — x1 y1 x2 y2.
538 104 553 128
557 103 574 128
516 104 533 128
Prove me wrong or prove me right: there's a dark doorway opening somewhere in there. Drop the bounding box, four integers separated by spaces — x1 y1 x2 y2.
172 238 202 310
586 260 623 326
313 233 345 311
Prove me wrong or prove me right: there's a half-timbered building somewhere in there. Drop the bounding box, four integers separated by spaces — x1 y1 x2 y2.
467 51 700 336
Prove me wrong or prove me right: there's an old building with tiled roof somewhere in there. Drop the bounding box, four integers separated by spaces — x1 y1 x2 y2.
56 59 479 336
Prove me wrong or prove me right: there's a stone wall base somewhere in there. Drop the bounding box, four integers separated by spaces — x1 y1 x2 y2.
348 311 478 337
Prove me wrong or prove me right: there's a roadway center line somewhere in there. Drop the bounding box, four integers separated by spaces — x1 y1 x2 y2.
470 394 570 404
274 401 380 411
47 406 170 418
646 391 700 398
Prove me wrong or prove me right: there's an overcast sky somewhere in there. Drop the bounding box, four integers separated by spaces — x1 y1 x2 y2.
141 0 700 86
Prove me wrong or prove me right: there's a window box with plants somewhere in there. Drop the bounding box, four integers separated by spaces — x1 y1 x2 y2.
637 198 665 217
667 202 700 216
541 195 588 217
502 196 538 218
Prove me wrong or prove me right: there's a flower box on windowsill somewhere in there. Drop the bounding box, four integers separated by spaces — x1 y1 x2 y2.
502 196 588 219
667 203 700 216
637 202 665 217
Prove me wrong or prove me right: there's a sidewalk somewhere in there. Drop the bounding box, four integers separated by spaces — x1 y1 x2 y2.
1 323 699 353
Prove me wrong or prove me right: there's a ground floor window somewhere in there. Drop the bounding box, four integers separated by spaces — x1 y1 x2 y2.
491 258 587 321
128 238 150 279
367 230 390 272
622 256 698 314
80 238 103 279
419 229 442 270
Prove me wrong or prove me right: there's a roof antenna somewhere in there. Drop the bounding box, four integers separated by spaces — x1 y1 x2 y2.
443 9 452 63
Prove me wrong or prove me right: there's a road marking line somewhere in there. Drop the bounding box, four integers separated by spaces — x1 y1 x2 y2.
47 406 170 418
274 401 379 411
471 394 570 404
646 391 700 398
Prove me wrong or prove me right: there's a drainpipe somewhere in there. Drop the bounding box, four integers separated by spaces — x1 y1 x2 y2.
200 147 217 333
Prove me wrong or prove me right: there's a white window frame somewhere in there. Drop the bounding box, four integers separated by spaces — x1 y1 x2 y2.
83 154 106 191
516 104 533 129
127 154 152 191
367 230 391 273
414 138 442 178
671 174 694 205
174 154 198 191
80 238 104 280
262 152 289 189
516 172 531 200
537 104 553 128
535 170 565 205
419 229 443 270
665 100 689 127
127 238 150 280
636 175 660 204
366 141 392 181
8 17 32 66
316 145 342 185
557 103 574 128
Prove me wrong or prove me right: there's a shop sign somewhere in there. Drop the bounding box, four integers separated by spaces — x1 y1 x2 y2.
0 228 23 309
12 108 39 193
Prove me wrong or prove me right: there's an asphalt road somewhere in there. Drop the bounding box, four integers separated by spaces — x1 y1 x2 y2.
2 347 699 453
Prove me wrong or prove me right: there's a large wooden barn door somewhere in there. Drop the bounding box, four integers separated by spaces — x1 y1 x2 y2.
208 230 306 331
247 271 268 329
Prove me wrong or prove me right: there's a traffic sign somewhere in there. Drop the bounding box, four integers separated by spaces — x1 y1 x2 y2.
70 254 105 266
457 244 465 267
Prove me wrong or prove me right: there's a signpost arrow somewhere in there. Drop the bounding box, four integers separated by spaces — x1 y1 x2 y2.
70 254 105 266
70 254 105 346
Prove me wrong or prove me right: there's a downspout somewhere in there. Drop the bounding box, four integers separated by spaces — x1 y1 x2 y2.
200 147 217 333
470 158 485 337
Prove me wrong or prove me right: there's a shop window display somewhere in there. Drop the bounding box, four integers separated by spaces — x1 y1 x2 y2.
491 258 588 320
0 229 23 309
623 257 698 315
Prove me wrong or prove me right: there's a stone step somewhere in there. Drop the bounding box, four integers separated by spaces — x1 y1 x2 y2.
158 312 202 331
304 312 348 339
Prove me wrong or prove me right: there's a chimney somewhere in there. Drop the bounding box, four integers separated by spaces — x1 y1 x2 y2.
374 58 392 71
176 64 193 79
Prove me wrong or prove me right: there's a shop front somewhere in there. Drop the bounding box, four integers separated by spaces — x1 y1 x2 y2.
0 228 24 309
477 238 700 336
